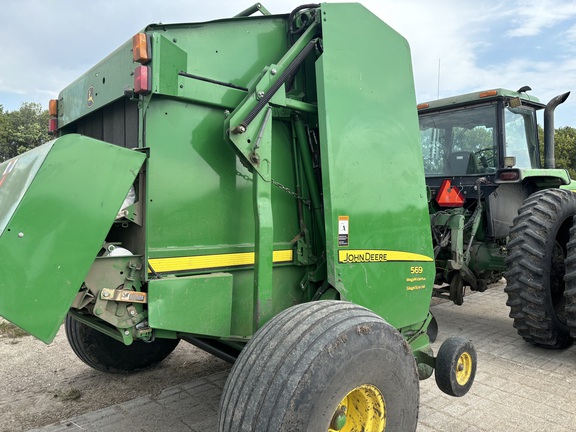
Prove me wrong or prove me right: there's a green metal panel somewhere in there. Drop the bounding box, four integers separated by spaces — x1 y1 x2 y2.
143 97 307 336
0 142 54 235
146 15 289 94
144 99 301 253
151 34 187 96
58 41 134 127
148 273 233 337
315 4 434 329
0 134 146 342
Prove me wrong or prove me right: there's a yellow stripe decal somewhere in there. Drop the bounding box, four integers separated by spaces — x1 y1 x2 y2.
338 249 433 264
149 250 293 273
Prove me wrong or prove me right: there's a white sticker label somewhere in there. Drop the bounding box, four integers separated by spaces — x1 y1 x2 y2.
338 216 349 247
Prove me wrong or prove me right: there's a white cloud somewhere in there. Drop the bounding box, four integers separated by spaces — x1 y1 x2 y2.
503 0 576 37
381 0 576 125
2 0 576 125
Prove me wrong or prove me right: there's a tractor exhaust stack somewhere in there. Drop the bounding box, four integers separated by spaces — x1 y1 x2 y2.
544 91 570 169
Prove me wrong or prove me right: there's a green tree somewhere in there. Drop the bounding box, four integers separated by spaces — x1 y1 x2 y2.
0 102 51 162
538 125 576 178
554 126 576 179
0 105 10 160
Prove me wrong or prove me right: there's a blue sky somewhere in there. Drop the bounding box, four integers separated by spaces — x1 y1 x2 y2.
2 0 576 126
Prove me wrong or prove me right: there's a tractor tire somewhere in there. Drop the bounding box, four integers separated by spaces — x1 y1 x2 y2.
65 314 180 373
562 222 576 337
218 301 420 432
504 189 576 348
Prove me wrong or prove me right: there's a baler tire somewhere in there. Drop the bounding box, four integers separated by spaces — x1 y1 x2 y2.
427 310 438 343
504 189 576 348
435 336 476 397
218 301 420 432
65 314 180 373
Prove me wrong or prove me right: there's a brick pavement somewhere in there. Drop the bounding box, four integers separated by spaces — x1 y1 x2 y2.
31 281 576 431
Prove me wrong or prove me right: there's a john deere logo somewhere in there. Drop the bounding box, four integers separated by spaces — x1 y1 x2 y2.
87 86 95 108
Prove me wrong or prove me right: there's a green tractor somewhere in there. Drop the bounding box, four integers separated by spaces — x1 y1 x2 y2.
0 3 475 431
418 87 576 348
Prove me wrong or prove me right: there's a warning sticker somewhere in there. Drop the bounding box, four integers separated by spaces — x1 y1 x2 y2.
338 216 349 247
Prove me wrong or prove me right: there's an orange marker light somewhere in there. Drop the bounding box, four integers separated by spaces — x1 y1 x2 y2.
48 99 58 116
417 103 430 110
133 33 150 64
479 90 498 98
435 179 465 207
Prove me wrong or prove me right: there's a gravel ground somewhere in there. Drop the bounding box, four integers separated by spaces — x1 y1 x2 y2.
0 320 230 432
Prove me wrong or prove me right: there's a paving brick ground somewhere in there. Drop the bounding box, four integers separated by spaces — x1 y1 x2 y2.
31 281 576 431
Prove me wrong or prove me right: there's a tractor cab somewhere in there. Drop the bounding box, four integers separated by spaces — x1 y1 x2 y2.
418 89 546 209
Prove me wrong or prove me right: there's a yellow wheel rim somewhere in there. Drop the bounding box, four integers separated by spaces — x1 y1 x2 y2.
455 351 473 386
328 384 386 432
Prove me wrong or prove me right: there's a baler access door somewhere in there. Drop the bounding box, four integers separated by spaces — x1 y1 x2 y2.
0 134 146 343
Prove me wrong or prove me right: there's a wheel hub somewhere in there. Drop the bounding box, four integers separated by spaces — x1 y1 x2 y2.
328 384 386 431
456 352 473 385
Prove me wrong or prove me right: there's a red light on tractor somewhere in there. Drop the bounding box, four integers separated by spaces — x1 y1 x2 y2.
417 103 429 110
134 65 151 95
133 33 151 63
498 170 520 181
48 118 58 134
435 179 465 207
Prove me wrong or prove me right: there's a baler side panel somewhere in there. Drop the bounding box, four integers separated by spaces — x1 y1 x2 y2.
143 100 306 336
0 135 146 343
316 4 435 328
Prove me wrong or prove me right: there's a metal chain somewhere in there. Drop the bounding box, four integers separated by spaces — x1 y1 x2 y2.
236 170 252 182
237 170 312 208
271 178 312 208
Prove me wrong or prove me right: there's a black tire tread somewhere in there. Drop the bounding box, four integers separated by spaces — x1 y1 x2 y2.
435 336 476 397
65 314 180 373
563 222 576 337
504 188 576 348
218 301 419 432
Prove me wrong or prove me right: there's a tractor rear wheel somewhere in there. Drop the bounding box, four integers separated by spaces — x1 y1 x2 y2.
504 189 576 348
65 314 180 373
218 301 420 432
562 223 576 337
